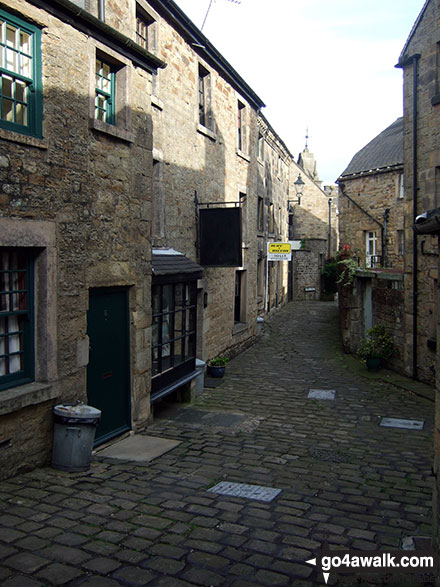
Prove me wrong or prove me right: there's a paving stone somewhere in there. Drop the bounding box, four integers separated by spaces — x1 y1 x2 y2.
112 565 154 584
36 562 83 584
0 301 434 587
4 552 49 573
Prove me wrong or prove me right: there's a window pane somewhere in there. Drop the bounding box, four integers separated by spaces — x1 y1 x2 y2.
2 97 13 122
20 55 30 78
19 30 30 54
2 75 12 97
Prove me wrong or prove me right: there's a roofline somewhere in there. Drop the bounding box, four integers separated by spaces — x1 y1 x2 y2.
398 0 430 61
26 0 166 73
338 163 403 181
148 0 266 110
258 111 293 160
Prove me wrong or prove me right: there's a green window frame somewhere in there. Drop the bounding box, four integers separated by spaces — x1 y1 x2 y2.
95 58 115 125
0 249 34 391
0 9 42 138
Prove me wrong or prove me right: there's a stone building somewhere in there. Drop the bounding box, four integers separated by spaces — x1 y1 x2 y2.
256 113 291 314
336 118 408 373
393 0 440 556
291 146 338 300
0 0 336 477
0 0 163 477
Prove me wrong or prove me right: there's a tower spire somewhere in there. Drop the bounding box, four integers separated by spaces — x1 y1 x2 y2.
305 127 309 151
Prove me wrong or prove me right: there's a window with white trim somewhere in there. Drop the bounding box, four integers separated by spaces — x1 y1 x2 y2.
0 9 42 138
365 230 379 268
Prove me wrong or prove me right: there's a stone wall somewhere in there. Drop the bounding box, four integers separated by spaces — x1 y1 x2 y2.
399 0 440 552
293 239 327 301
0 0 156 478
338 170 405 270
338 272 406 376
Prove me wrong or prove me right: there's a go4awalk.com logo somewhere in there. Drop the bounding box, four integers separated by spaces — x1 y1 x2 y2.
306 548 438 584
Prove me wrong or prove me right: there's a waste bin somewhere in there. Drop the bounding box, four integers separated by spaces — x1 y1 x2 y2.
195 359 206 394
52 403 101 472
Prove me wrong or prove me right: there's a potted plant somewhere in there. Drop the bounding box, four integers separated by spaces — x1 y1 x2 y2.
207 356 229 378
356 324 395 371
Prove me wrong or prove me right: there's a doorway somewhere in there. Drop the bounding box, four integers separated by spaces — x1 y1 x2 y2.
87 288 131 444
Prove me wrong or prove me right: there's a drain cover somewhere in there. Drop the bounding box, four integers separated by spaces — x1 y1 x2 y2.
380 418 424 430
308 389 336 400
208 481 282 502
309 447 352 463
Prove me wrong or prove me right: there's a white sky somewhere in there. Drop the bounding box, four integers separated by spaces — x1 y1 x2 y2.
173 0 424 183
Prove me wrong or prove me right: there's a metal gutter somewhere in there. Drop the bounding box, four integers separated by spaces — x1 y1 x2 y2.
27 0 166 73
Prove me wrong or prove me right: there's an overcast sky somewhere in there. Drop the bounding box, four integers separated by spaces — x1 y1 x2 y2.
173 0 424 183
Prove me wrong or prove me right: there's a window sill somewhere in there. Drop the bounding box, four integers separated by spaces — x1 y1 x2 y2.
90 119 135 143
151 94 164 110
232 322 248 336
236 149 250 162
0 127 48 149
197 123 217 141
0 381 58 416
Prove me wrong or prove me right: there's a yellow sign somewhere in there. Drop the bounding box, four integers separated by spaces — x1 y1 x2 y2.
268 243 291 254
267 242 292 261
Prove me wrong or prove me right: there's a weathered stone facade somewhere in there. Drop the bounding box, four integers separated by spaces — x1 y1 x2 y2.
0 0 161 478
395 0 440 557
0 0 336 478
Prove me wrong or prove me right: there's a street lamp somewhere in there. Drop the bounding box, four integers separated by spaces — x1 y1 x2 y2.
287 174 305 212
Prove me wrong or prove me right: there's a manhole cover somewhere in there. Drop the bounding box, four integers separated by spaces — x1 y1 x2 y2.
309 447 352 463
208 481 282 502
308 389 336 400
163 408 246 428
380 418 424 430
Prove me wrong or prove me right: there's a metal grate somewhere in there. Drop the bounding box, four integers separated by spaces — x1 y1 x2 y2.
208 481 281 502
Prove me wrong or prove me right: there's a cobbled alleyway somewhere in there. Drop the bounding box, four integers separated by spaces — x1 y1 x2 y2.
0 301 435 586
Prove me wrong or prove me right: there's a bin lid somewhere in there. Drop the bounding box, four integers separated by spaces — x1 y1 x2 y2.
53 403 101 420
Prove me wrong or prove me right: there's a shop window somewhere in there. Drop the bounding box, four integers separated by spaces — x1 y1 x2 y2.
152 281 197 394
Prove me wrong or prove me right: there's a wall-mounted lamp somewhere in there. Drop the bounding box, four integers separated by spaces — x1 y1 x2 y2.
287 174 305 212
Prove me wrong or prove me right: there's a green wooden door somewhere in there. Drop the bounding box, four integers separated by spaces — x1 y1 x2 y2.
87 288 131 444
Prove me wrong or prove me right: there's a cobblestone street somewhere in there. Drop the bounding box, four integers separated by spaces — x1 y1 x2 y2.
0 301 435 586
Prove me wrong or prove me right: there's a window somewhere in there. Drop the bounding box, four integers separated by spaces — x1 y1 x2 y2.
0 249 33 390
152 281 197 382
398 174 404 199
198 63 212 129
234 270 247 324
237 100 245 152
136 7 155 51
257 196 264 232
365 231 379 268
269 203 275 234
0 10 42 138
397 230 405 255
95 58 115 124
257 132 264 159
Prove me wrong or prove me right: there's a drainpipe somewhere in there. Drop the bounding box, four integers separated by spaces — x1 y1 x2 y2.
98 0 105 21
396 53 420 379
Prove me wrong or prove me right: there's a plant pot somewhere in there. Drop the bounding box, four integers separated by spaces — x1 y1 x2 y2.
207 365 225 378
366 357 381 372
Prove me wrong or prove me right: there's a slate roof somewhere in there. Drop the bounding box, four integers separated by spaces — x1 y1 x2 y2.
152 250 203 277
339 118 403 179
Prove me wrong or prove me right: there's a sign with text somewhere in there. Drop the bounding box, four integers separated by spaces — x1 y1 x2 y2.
268 242 292 261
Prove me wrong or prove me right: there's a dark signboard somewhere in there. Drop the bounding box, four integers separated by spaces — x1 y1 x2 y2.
199 207 242 267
